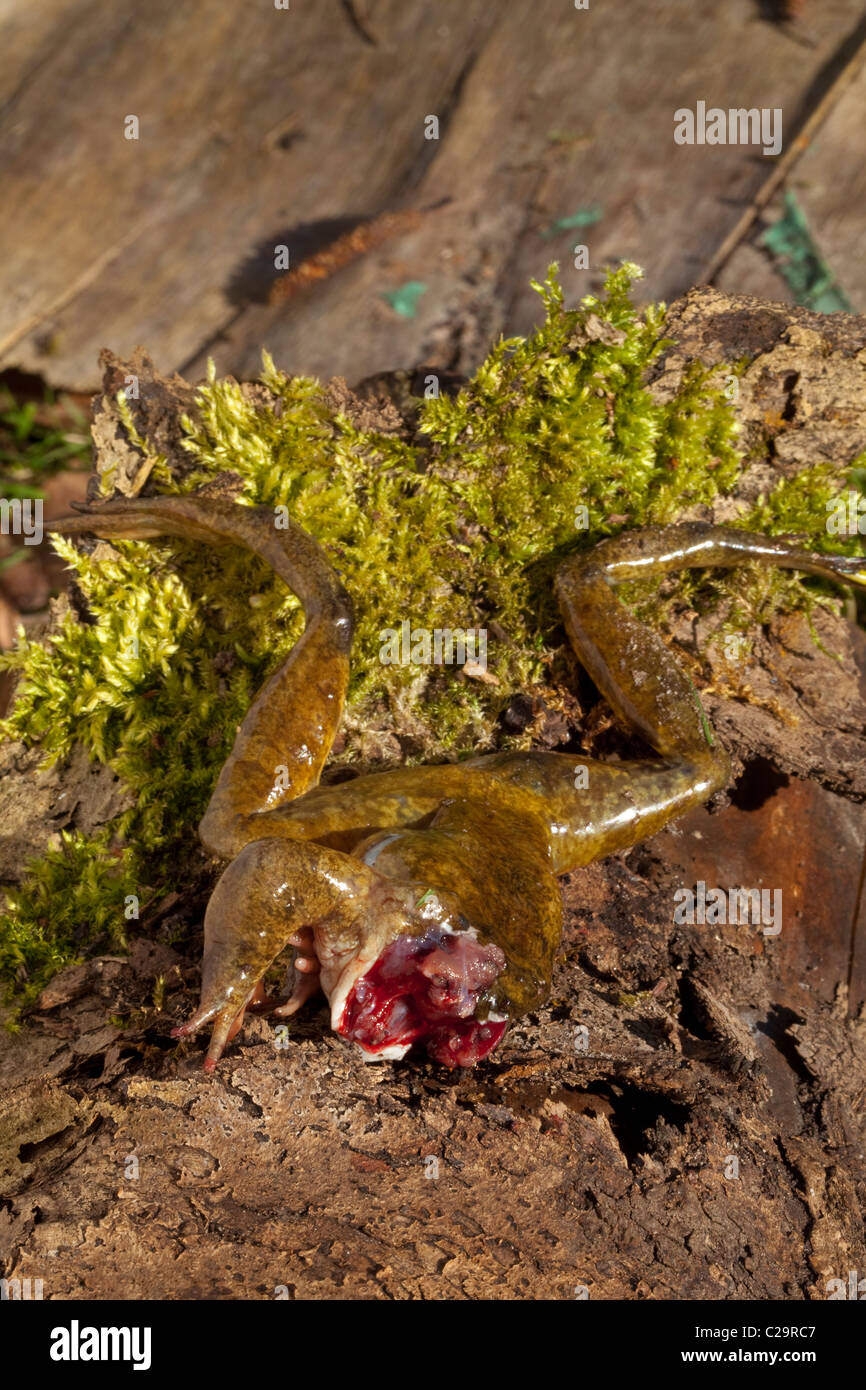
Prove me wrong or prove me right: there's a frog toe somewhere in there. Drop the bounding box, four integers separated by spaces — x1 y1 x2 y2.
272 966 322 1018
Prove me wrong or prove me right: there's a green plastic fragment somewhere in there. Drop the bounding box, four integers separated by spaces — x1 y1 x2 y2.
761 192 852 314
541 205 603 238
382 281 428 317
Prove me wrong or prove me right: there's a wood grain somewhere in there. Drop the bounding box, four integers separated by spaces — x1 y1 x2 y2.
2 0 866 390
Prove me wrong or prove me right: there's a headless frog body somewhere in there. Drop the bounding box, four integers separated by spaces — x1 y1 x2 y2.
51 497 866 1070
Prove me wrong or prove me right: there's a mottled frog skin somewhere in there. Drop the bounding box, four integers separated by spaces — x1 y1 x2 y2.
51 496 866 1070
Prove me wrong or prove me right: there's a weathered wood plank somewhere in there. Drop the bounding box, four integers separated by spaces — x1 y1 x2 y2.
0 0 499 386
781 46 866 310
716 15 866 307
1 0 865 391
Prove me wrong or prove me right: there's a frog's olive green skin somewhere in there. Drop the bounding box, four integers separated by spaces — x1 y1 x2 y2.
51 496 866 1069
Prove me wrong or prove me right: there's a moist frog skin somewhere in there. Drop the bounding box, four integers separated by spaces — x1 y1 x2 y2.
50 496 866 1070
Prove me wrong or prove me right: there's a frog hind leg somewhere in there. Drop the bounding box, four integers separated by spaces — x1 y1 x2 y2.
50 496 353 858
554 521 866 799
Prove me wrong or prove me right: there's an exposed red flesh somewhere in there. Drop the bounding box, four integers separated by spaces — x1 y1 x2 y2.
340 927 507 1067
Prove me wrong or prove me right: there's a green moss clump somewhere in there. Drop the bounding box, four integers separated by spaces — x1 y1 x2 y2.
0 263 859 1010
0 831 138 1022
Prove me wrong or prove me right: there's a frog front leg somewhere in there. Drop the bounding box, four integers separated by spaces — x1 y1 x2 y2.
170 835 419 1070
173 826 515 1070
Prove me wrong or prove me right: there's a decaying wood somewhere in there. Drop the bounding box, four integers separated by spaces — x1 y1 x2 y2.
1 288 865 1300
